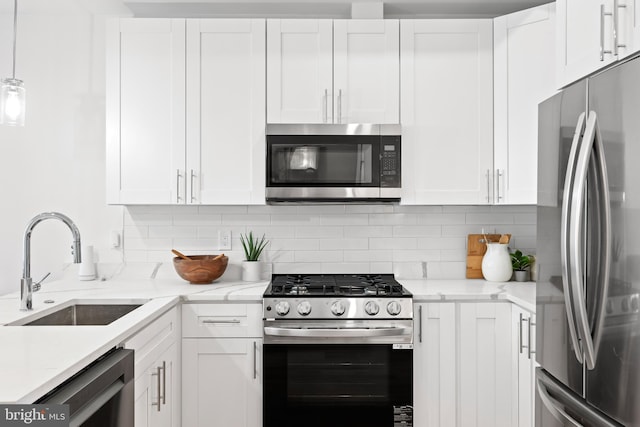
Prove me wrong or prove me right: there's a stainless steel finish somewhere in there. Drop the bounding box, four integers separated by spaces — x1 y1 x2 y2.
266 187 387 200
202 319 241 324
323 89 328 123
263 319 413 345
17 304 142 326
519 313 525 354
266 123 401 136
380 187 402 199
264 297 412 320
21 212 81 311
337 89 342 123
561 113 586 364
37 348 134 427
152 365 162 411
253 341 257 380
190 169 195 203
569 112 611 370
536 368 621 427
418 305 423 343
176 169 182 203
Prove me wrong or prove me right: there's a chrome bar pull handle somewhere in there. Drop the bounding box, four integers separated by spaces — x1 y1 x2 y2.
337 89 342 124
152 366 162 411
615 0 627 53
418 305 423 343
202 319 241 324
519 313 525 354
496 169 504 202
161 361 166 405
176 169 182 203
253 341 258 380
190 169 195 203
323 89 328 123
601 4 613 61
528 320 536 360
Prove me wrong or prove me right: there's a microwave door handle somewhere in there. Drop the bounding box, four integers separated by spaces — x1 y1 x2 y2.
561 112 587 365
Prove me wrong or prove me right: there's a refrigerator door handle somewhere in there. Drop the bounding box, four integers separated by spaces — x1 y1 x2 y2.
569 112 612 370
536 375 582 426
561 112 587 364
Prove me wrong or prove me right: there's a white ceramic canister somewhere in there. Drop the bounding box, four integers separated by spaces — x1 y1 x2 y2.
481 243 513 282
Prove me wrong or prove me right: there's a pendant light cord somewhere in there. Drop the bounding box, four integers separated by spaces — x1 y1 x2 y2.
11 0 18 79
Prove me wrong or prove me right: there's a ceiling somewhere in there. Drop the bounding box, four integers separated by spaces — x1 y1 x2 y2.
124 0 553 19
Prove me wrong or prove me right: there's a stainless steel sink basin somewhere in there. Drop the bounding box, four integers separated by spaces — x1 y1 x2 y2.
19 304 143 326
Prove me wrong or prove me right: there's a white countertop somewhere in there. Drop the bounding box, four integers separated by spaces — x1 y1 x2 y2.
0 268 535 404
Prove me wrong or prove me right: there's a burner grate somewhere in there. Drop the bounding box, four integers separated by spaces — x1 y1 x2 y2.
268 274 406 297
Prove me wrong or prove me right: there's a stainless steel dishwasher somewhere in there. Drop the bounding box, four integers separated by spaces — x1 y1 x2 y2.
36 348 134 427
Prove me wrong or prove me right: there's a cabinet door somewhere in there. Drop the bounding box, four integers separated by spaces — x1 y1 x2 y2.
512 307 536 427
628 0 640 58
459 302 512 427
186 19 266 205
136 342 180 427
494 4 556 205
182 338 262 427
333 20 399 124
106 19 186 204
414 303 456 427
267 19 333 124
556 0 617 88
400 20 493 205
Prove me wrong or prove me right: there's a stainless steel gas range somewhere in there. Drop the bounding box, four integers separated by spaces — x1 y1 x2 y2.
263 274 413 427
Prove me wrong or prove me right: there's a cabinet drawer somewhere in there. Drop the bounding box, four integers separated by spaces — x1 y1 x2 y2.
124 306 179 376
182 303 262 338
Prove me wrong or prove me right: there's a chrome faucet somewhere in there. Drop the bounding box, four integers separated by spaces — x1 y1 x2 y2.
21 212 81 311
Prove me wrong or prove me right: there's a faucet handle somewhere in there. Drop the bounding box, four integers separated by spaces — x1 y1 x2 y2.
32 272 51 292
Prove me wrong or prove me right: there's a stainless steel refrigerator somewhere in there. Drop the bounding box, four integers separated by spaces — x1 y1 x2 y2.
536 53 640 426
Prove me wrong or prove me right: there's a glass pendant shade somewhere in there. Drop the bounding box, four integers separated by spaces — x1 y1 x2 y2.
0 78 26 126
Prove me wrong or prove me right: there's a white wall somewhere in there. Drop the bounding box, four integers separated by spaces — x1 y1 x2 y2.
0 1 130 295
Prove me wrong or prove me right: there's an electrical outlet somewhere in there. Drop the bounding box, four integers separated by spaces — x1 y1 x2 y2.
218 230 231 250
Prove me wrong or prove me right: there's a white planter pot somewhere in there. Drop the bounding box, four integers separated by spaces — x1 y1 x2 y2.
481 243 512 282
514 270 530 282
242 261 262 282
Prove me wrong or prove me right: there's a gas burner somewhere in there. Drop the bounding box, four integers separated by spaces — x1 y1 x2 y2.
288 285 309 295
285 274 311 285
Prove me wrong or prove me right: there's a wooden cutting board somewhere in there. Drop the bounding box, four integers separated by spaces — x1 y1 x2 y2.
466 234 501 279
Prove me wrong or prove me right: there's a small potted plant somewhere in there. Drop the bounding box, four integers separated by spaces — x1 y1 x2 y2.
510 249 533 282
240 231 269 281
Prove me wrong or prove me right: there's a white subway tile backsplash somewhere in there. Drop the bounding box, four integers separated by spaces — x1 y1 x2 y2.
122 204 537 276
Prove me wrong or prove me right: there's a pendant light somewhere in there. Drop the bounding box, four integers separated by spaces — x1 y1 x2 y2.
1 0 25 126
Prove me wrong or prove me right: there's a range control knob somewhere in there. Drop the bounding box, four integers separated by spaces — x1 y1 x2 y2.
365 301 380 316
387 301 402 316
631 295 640 312
275 301 290 316
297 300 312 316
331 300 346 316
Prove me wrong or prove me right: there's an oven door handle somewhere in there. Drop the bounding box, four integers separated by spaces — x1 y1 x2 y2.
264 326 410 338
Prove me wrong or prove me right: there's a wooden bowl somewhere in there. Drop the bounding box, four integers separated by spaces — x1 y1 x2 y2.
172 255 228 284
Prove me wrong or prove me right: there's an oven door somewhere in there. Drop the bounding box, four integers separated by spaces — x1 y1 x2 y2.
264 340 412 427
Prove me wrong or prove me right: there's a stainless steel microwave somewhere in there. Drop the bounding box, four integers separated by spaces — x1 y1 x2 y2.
266 124 401 203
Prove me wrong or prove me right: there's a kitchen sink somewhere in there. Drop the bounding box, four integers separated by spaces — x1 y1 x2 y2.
16 303 143 326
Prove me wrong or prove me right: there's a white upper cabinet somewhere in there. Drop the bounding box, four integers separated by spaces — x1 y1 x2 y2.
400 20 493 205
334 20 400 124
267 19 399 124
106 19 186 204
266 20 333 124
107 18 266 205
186 19 266 205
494 4 556 205
556 0 636 88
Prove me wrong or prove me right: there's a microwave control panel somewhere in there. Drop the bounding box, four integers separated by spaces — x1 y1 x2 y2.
380 136 401 187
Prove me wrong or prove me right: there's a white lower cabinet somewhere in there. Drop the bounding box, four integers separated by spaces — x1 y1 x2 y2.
123 306 181 427
512 306 536 427
181 303 262 427
414 301 531 427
